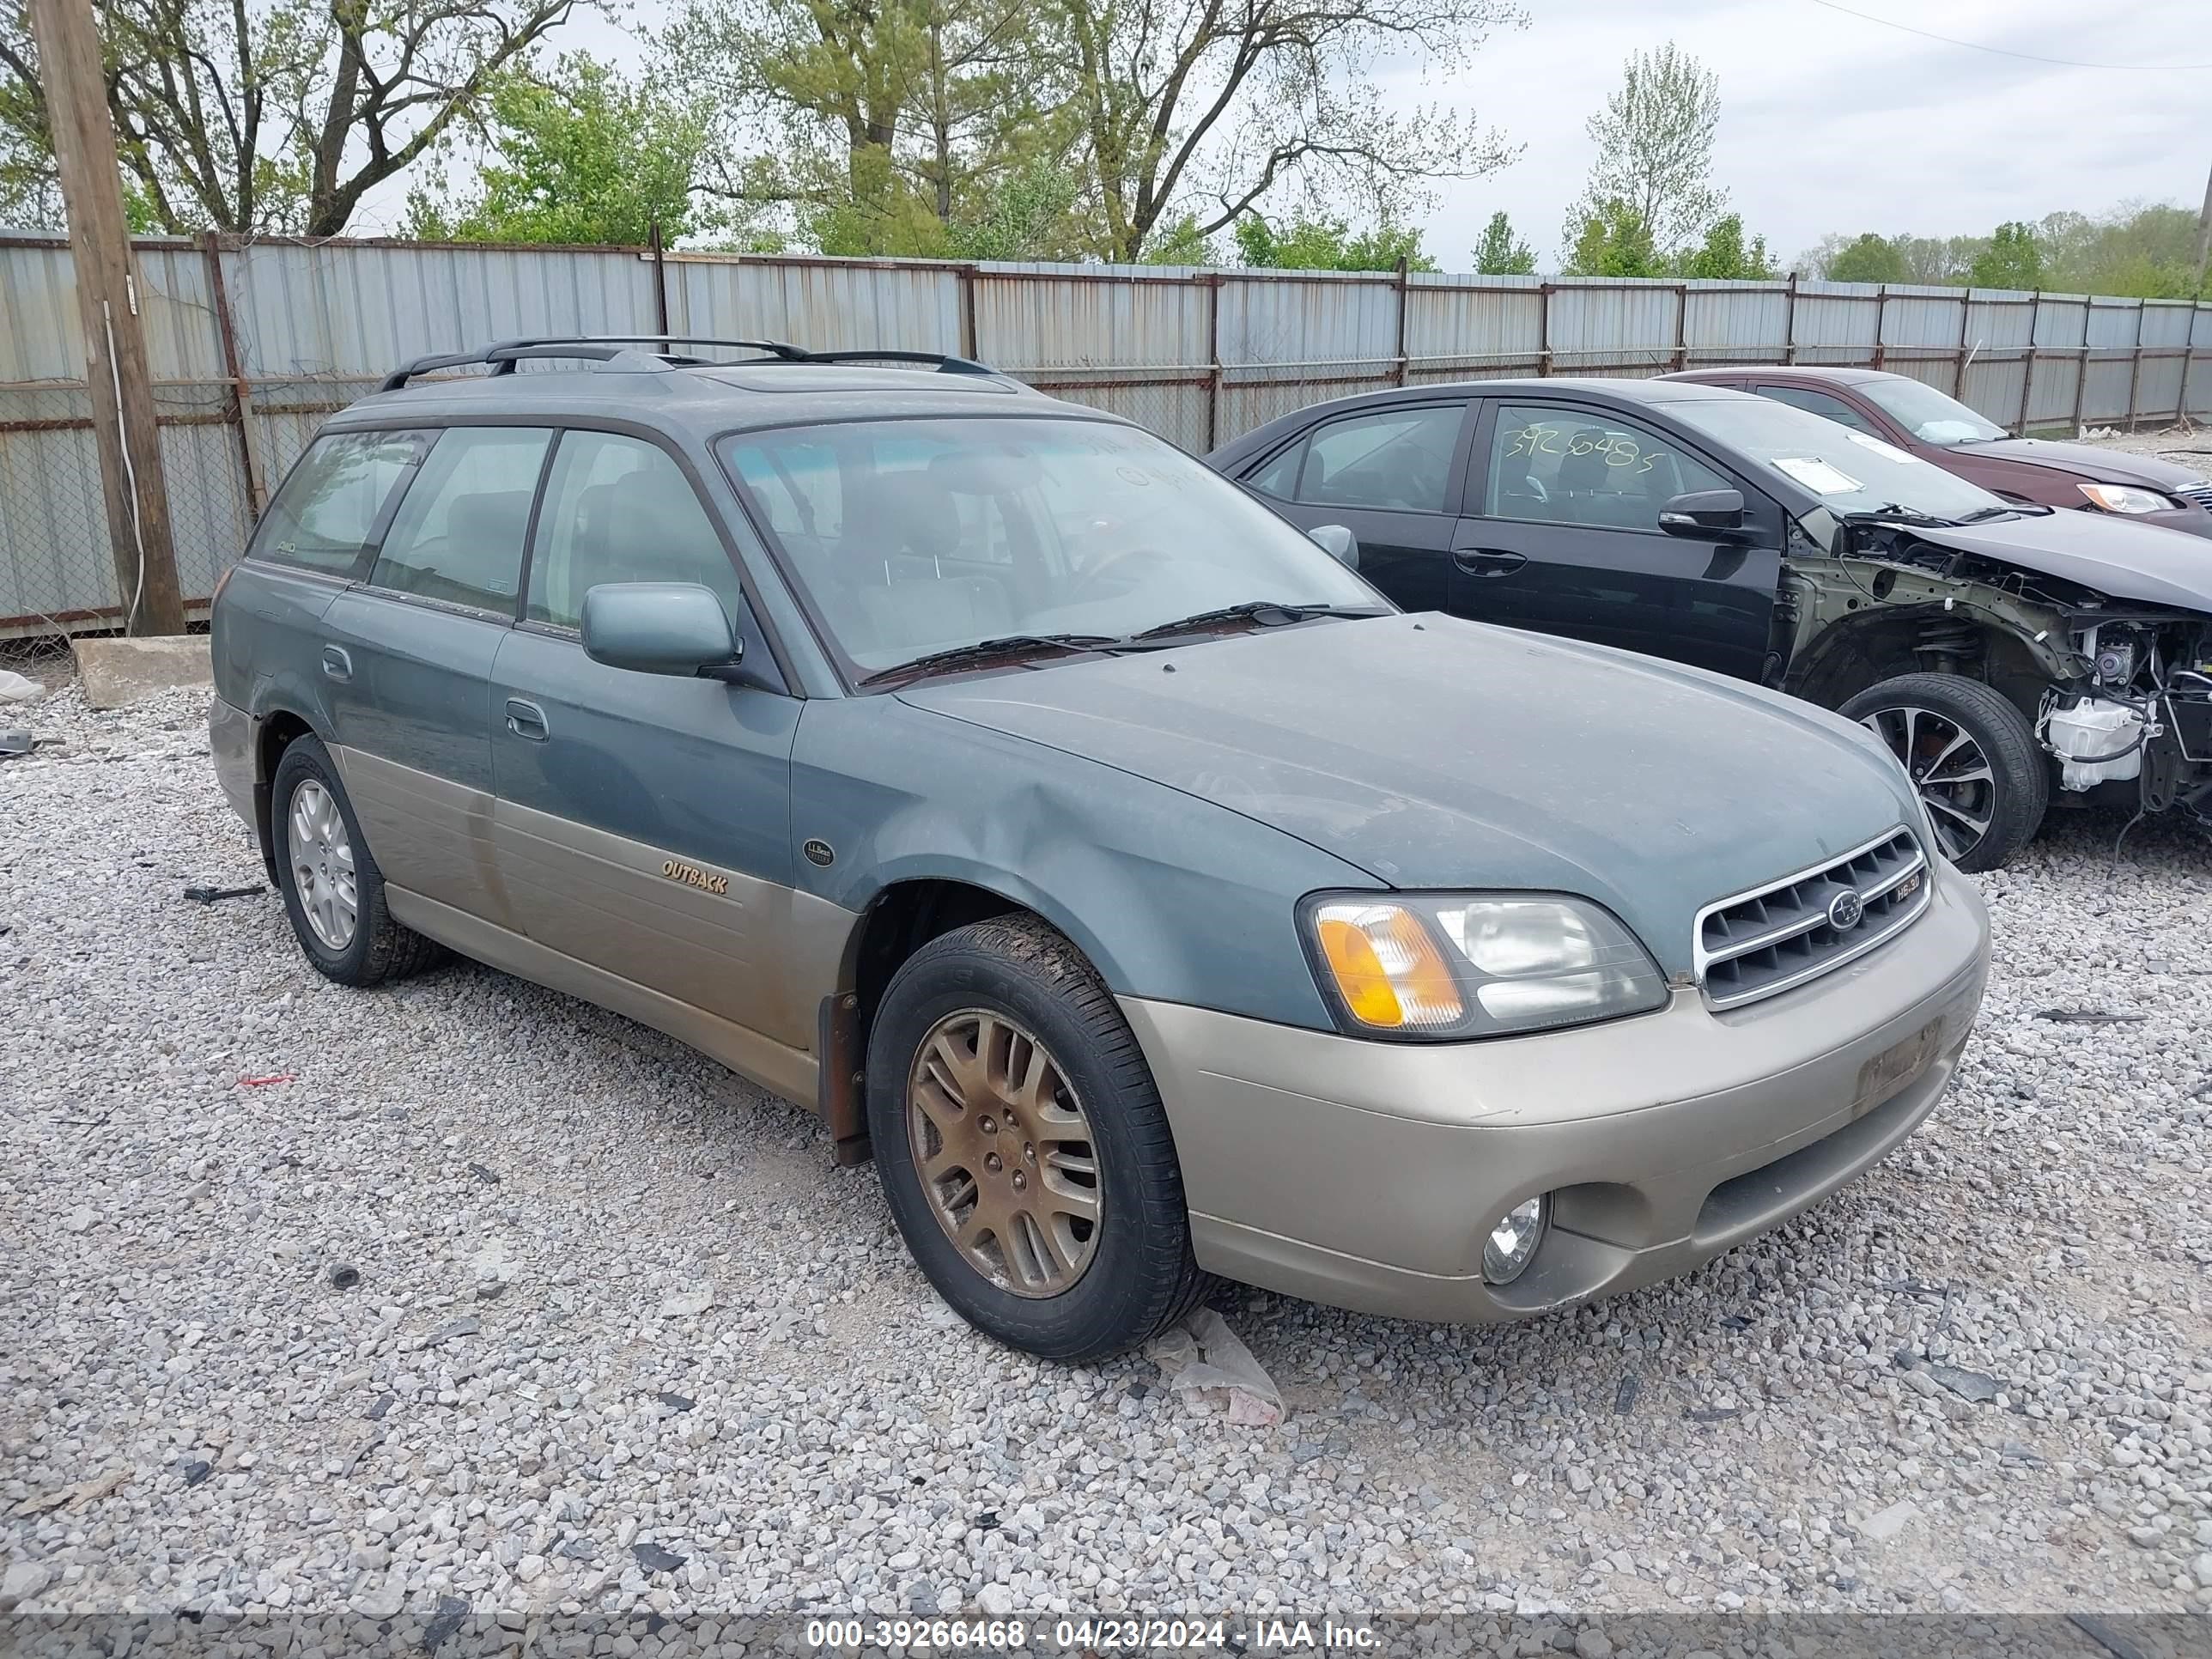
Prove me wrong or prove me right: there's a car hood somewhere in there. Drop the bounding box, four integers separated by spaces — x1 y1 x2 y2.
898 615 1921 977
1890 507 2212 611
1954 437 2208 493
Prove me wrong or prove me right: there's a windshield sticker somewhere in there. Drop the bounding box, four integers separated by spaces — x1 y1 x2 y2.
1771 456 1863 495
1844 432 1925 465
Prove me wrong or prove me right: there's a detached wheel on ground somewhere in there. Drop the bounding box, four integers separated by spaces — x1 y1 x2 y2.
269 734 445 986
1839 672 2048 872
866 914 1209 1361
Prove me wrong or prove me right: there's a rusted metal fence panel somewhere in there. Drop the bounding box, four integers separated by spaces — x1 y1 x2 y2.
3 231 2210 635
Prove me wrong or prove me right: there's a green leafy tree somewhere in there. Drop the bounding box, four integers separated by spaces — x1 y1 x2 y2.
1824 232 1907 284
1021 0 1519 262
1969 221 2044 291
665 0 1058 257
1231 213 1437 272
1564 42 1723 266
1473 210 1535 275
404 55 718 245
0 0 591 234
1138 213 1217 265
1677 213 1772 280
944 155 1087 260
1561 197 1657 277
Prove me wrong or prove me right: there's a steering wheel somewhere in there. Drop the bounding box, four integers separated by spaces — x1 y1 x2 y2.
1070 546 1173 603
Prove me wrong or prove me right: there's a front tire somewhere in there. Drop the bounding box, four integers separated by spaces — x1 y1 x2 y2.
1839 672 2047 872
270 735 445 986
866 915 1208 1361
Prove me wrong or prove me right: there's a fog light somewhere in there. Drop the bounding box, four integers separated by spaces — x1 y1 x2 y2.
1483 1194 1549 1285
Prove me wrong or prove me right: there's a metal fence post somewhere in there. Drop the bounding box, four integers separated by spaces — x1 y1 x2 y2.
960 264 981 363
1872 284 1888 371
1538 283 1553 376
1954 291 1973 397
1672 284 1689 371
2017 293 2040 434
1783 270 1798 365
1205 274 1224 451
1393 257 1410 386
202 232 267 514
2125 301 2145 432
648 221 670 335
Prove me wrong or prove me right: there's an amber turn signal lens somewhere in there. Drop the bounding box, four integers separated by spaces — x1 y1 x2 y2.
1315 904 1465 1030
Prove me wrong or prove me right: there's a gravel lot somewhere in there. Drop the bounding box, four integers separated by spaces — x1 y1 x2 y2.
3 659 2211 1632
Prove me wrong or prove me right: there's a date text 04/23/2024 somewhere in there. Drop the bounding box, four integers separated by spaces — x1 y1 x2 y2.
803 1619 1384 1651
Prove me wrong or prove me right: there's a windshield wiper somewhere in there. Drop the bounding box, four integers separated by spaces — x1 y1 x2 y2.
1128 600 1387 642
1838 502 1960 528
857 633 1126 687
1954 504 2033 523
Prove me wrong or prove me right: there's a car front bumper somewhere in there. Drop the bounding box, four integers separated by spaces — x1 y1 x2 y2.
1121 863 1989 1323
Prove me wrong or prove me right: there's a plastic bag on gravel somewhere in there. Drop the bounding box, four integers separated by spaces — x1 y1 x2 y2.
0 669 42 703
1150 1308 1282 1426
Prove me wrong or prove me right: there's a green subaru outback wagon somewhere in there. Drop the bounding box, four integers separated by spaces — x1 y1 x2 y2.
210 336 1991 1360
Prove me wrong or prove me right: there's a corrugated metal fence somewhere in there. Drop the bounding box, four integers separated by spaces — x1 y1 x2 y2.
4 231 2210 634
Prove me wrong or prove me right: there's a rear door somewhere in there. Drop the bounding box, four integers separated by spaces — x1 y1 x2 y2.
1452 399 1783 682
1235 399 1474 613
318 423 553 924
487 428 816 1070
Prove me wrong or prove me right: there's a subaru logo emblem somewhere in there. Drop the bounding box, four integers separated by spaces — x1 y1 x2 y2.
1827 889 1865 931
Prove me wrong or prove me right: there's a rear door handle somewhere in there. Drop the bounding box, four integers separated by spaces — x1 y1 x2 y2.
1454 549 1528 577
319 645 352 682
504 698 550 741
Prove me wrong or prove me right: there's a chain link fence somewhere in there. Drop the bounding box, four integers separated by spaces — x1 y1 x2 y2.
3 234 2209 641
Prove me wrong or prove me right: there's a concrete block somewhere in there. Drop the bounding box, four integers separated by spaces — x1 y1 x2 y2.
71 635 212 709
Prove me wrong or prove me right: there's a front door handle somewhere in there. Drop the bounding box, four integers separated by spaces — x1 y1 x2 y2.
319 645 352 682
504 698 550 741
1454 549 1528 577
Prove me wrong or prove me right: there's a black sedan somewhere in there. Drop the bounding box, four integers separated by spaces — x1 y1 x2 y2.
1206 378 2212 870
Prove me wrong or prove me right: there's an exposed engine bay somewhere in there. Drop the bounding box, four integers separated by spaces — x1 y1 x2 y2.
1777 517 2212 830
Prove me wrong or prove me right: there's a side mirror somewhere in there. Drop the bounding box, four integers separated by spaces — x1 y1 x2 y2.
1657 489 1747 538
1308 523 1360 569
580 582 743 678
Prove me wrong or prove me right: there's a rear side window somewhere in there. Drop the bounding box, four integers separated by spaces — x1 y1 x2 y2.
368 427 553 611
250 431 422 574
1250 404 1465 514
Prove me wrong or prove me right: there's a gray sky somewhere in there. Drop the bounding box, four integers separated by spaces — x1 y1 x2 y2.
364 0 2210 269
1395 0 2210 269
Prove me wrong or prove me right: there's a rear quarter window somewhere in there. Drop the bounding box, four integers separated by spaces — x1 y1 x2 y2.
249 431 425 575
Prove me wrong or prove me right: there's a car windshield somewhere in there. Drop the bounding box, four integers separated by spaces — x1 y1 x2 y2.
719 416 1382 678
1857 377 2007 446
1668 397 2008 523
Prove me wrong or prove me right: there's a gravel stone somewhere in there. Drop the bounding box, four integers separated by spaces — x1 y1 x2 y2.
3 677 2210 1618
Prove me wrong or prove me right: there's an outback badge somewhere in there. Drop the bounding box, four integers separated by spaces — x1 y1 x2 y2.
659 858 729 896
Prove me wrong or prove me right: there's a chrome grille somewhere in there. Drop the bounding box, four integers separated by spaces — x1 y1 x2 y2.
2177 483 2212 514
1695 828 1930 1010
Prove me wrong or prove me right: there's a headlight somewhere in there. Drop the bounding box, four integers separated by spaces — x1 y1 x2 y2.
1302 891 1669 1040
2078 483 2177 514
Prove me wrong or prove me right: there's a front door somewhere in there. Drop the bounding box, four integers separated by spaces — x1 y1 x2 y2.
1237 400 1472 613
319 423 551 923
1452 400 1782 682
487 428 816 1064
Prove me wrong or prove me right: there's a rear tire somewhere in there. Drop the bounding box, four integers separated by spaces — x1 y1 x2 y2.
866 914 1209 1361
270 735 446 986
1839 672 2047 872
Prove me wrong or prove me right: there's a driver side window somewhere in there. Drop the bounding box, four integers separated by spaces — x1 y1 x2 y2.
368 427 552 611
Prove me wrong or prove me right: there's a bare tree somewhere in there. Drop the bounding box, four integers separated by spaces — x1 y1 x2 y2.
0 0 588 236
1049 0 1522 262
1564 40 1723 264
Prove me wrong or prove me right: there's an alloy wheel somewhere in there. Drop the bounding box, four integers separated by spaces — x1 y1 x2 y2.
1858 704 1996 865
288 778 358 951
905 1010 1102 1298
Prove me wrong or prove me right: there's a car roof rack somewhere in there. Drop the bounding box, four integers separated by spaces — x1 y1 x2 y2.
377 335 999 392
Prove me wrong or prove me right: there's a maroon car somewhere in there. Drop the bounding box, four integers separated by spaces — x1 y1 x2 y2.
1662 366 2212 541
